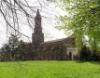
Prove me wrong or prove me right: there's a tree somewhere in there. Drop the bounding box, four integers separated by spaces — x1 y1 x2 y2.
58 0 100 51
0 34 26 60
0 44 10 52
0 0 35 37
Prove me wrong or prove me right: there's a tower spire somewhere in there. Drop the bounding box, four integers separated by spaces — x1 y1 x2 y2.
34 9 42 33
36 9 40 16
32 9 44 50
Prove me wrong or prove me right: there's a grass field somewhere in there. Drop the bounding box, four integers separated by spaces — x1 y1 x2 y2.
0 61 100 78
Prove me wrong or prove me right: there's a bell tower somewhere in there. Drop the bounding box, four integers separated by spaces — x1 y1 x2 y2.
32 9 44 50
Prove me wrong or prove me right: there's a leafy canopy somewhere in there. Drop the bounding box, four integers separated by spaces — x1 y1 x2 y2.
58 0 100 50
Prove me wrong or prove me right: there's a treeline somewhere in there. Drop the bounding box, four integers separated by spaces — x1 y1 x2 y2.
80 46 100 61
0 34 33 61
0 34 100 61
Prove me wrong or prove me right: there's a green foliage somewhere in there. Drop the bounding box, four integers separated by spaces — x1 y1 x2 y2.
0 34 19 54
8 34 19 52
1 34 26 53
58 0 100 51
0 34 26 61
0 61 100 78
80 46 92 61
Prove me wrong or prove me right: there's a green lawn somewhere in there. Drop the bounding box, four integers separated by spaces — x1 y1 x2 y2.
0 61 100 78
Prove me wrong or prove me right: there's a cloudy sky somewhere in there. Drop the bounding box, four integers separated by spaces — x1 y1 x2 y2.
0 0 67 47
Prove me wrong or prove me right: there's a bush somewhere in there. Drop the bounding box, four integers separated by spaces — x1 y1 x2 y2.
80 46 91 61
92 51 100 61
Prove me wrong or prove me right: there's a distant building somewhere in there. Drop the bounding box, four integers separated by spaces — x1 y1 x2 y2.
31 9 78 60
0 9 78 61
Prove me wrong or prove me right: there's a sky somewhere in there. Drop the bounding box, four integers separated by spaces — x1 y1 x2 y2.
0 0 67 47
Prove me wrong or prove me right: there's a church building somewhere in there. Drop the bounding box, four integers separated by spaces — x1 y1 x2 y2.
0 9 78 61
31 9 78 60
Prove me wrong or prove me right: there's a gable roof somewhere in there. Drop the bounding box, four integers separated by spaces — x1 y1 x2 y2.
42 36 75 45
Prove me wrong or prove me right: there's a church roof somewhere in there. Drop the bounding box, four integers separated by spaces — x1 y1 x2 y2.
43 36 75 45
